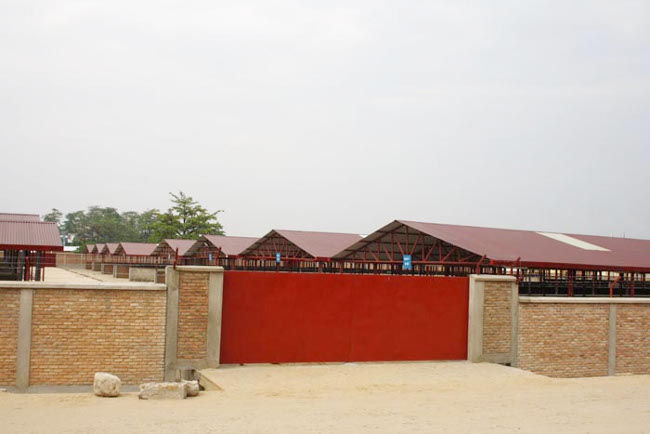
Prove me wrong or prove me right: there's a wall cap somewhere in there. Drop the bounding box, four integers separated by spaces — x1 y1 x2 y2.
173 265 224 273
469 274 516 282
519 296 650 304
0 282 166 291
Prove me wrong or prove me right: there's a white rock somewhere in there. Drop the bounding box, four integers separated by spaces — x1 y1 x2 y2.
93 372 121 397
138 382 187 400
182 380 200 397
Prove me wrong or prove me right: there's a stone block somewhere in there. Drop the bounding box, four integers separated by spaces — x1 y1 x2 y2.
93 372 121 397
138 382 187 400
182 380 200 397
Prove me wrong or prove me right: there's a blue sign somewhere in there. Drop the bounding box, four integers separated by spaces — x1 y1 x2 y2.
208 252 213 261
403 254 412 270
276 252 281 263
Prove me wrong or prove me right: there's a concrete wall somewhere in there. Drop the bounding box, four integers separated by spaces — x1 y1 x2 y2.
0 282 166 389
129 267 157 282
55 253 90 269
518 298 650 378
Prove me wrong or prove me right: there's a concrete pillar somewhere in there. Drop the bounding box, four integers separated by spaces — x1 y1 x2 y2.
467 275 518 365
16 289 33 390
608 304 617 376
164 266 224 381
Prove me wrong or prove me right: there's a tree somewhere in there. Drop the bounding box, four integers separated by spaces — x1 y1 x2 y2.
150 192 223 241
137 209 160 242
43 208 63 229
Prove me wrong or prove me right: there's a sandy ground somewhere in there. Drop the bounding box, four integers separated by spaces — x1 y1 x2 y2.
1 362 649 433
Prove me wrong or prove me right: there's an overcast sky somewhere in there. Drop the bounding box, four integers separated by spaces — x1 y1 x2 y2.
1 1 648 239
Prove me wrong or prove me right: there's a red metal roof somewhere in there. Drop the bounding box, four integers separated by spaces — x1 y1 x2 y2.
84 244 95 253
93 243 105 254
244 230 363 259
115 242 158 256
0 221 62 250
339 220 650 271
153 239 197 257
0 213 41 222
101 243 120 255
201 235 259 256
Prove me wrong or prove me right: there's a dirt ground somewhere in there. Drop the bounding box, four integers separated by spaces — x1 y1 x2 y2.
1 361 649 433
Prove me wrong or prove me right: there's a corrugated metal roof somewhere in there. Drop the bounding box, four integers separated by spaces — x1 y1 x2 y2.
0 213 41 222
93 243 105 254
115 242 158 256
101 243 120 255
84 244 95 253
201 235 259 256
153 239 197 257
244 230 363 259
336 220 650 271
0 221 62 250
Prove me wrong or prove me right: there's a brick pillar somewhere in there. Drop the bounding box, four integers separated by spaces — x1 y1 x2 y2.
467 275 519 365
164 266 224 381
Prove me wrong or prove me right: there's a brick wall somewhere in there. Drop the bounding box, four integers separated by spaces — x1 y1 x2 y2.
30 288 166 385
482 281 512 355
518 303 610 377
177 272 210 360
0 290 20 386
616 304 650 375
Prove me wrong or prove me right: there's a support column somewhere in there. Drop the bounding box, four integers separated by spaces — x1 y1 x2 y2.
164 266 224 381
608 304 617 376
467 275 518 365
16 288 33 391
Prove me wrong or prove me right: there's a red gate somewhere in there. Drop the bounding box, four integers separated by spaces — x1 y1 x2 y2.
220 271 469 364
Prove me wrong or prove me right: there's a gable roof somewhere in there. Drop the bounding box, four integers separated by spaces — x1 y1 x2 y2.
0 220 62 250
336 220 650 271
243 229 363 259
153 239 197 257
0 213 41 222
198 235 259 257
101 243 120 255
115 242 158 256
93 243 106 254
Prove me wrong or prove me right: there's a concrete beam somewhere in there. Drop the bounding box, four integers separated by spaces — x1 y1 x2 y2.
0 282 165 291
520 297 650 304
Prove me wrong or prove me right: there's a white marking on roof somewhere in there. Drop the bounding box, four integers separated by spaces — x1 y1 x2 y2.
537 232 611 251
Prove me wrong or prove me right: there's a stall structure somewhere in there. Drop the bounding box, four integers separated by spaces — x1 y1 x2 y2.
151 239 196 264
113 242 159 264
186 235 259 268
241 229 363 272
0 218 62 280
334 220 650 296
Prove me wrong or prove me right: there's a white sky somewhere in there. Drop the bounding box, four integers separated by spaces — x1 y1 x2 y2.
1 1 649 239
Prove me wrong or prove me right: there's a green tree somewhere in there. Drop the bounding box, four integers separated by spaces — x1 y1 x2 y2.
150 192 223 241
43 208 63 229
138 209 161 242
